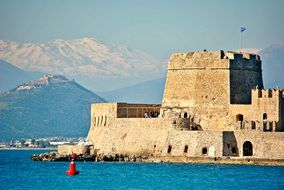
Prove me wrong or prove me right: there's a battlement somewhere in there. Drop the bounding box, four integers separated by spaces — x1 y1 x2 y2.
168 50 261 70
226 52 261 61
252 88 284 99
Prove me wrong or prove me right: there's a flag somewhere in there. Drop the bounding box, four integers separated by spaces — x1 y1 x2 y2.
240 27 246 33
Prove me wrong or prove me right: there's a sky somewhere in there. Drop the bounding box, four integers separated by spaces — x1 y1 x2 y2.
0 0 284 59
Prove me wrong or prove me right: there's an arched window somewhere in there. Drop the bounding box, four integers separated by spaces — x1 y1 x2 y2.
263 113 267 120
236 114 244 122
184 112 188 118
184 145 188 153
243 141 253 156
167 145 172 154
202 147 208 155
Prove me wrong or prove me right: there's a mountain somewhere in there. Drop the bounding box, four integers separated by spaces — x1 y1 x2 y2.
0 60 43 92
0 75 105 141
99 77 166 104
0 38 166 91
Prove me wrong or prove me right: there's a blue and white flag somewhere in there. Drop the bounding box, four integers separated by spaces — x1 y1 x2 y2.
240 26 246 33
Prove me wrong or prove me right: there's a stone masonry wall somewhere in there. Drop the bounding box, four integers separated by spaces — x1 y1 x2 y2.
87 120 284 159
223 131 284 159
229 53 263 104
161 51 231 131
88 122 223 158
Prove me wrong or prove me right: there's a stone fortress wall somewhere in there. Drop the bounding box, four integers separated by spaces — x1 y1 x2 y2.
70 50 284 162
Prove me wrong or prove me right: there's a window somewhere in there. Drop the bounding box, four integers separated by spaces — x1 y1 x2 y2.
202 147 208 155
251 121 256 130
167 145 172 154
263 113 267 120
184 112 188 118
184 145 188 153
236 114 244 122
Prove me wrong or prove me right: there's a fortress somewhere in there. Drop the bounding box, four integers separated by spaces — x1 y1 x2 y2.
59 50 284 164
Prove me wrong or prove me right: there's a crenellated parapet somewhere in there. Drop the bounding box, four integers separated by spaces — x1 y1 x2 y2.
168 50 261 71
252 88 283 101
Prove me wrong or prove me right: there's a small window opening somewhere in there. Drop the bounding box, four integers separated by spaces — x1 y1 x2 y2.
263 113 267 120
263 122 268 131
202 147 208 155
184 145 188 153
251 121 256 129
236 114 244 122
184 112 188 118
167 145 172 154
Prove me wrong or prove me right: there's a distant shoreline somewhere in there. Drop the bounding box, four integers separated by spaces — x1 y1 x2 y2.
0 147 57 151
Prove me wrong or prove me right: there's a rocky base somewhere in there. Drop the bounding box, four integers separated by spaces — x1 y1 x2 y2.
31 152 96 161
31 152 149 162
31 152 284 166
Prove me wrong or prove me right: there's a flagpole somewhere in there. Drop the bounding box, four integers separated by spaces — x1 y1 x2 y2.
240 31 242 50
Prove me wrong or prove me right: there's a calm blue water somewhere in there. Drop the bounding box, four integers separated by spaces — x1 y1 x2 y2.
0 150 284 190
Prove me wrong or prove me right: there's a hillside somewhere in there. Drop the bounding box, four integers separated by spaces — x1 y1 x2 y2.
0 75 105 140
0 60 43 92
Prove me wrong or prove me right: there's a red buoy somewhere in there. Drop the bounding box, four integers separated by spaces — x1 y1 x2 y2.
66 161 79 176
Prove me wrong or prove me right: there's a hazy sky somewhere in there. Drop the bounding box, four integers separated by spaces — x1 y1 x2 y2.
0 0 283 59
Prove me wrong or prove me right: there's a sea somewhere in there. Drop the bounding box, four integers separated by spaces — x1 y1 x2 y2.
0 150 283 190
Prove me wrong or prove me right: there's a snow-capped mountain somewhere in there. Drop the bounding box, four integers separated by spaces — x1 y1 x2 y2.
0 38 166 91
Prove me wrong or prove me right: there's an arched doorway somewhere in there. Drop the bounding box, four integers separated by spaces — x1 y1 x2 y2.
243 141 253 156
